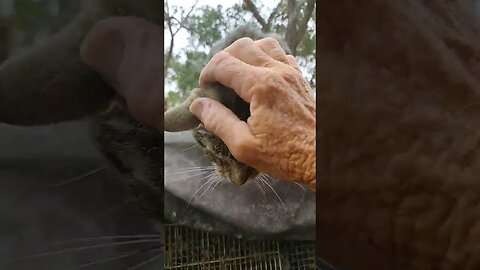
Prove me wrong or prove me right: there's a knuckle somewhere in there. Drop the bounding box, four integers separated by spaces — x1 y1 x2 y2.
235 37 254 46
228 37 254 52
210 51 229 65
286 55 296 62
258 36 280 47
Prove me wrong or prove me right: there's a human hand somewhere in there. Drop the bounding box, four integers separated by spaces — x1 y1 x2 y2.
80 17 164 131
189 37 316 189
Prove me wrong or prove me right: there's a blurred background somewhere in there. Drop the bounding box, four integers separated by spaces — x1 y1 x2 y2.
164 0 316 109
0 1 163 269
0 0 80 60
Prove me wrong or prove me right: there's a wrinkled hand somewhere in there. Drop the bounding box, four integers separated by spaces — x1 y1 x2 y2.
189 37 316 189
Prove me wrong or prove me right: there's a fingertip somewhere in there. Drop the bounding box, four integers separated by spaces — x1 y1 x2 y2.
199 51 231 88
189 98 206 119
198 69 207 89
81 21 125 87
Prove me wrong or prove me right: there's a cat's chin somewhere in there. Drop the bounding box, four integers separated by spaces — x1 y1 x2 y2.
214 165 257 185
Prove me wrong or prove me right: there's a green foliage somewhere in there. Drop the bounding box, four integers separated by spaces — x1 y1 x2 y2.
166 91 183 109
165 0 316 107
168 50 207 99
9 0 79 49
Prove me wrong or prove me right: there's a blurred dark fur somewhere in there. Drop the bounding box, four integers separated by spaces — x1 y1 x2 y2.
0 0 163 222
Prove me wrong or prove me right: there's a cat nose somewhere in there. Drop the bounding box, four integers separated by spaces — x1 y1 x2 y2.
227 172 248 185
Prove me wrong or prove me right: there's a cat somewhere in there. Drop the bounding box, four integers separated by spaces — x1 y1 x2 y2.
164 25 292 185
0 0 291 219
0 0 164 221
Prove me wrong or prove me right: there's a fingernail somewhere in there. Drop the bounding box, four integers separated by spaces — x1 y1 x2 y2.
189 99 204 119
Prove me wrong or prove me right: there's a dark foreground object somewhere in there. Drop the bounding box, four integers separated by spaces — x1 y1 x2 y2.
0 121 163 270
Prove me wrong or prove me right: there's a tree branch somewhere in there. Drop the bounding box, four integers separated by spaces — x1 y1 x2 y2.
266 0 284 30
164 0 199 78
286 0 298 55
285 0 315 55
183 0 199 20
242 0 268 31
295 0 315 48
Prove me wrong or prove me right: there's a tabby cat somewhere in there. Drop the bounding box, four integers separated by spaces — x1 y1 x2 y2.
0 0 291 218
0 0 163 218
164 25 292 185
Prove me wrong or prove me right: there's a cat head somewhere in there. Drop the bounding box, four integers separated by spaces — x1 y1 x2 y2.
164 25 291 185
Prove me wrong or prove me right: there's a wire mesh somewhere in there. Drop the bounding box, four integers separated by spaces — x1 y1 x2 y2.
164 224 316 270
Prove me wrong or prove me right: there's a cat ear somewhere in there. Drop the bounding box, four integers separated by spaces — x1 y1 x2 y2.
0 8 114 126
164 89 202 132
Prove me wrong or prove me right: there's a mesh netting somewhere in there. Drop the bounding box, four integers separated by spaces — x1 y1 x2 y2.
164 224 316 270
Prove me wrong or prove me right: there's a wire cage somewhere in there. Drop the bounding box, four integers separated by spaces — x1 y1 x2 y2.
164 223 316 270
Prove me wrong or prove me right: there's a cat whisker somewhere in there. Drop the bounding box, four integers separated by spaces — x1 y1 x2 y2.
6 239 162 262
254 177 266 197
211 176 224 190
164 165 214 174
44 234 162 249
293 181 307 191
187 177 217 206
165 165 215 172
186 173 217 208
65 248 148 270
261 174 306 191
164 167 214 176
53 165 108 186
262 174 275 182
197 175 221 200
127 252 163 270
179 144 199 152
259 175 286 210
191 155 209 162
166 170 215 183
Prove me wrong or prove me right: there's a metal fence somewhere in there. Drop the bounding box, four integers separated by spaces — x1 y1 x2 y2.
164 224 316 270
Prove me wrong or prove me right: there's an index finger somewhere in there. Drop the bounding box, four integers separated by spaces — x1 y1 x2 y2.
199 51 266 103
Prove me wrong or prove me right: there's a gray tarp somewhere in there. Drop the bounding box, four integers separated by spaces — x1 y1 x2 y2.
0 121 315 269
0 121 161 270
164 131 316 241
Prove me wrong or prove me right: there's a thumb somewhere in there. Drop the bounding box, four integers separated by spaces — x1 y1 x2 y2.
80 18 125 90
189 97 255 163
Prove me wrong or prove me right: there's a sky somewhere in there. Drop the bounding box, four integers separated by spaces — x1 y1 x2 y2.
164 0 238 51
164 0 246 94
164 0 278 58
164 0 314 95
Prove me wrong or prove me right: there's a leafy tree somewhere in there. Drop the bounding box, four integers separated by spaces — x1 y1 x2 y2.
164 0 316 108
0 0 79 59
